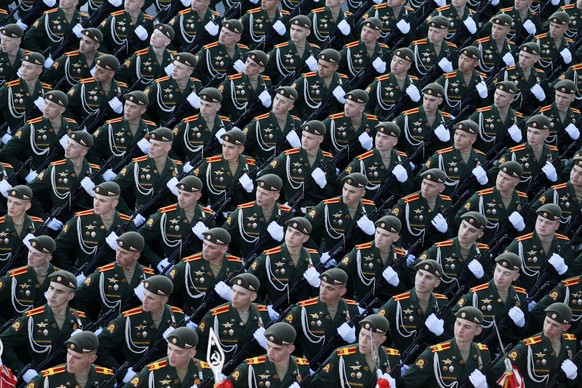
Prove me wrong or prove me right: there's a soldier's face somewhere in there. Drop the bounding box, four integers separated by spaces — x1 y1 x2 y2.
284 226 309 248
387 0 405 7
267 341 295 364
301 131 323 152
414 269 440 294
172 61 194 81
550 22 568 40
341 183 366 205
325 0 343 7
177 189 201 210
243 58 264 77
514 0 532 11
375 228 399 249
123 101 146 122
93 66 114 83
261 0 279 11
526 127 548 147
149 139 172 159
358 327 386 355
222 141 244 162
255 186 280 207
493 88 513 108
343 99 365 119
124 0 144 13
60 0 79 10
390 56 411 76
116 246 140 268
360 26 380 44
518 50 538 69
79 36 98 54
453 129 475 152
19 61 42 81
230 284 257 309
7 197 31 218
0 34 20 53
495 171 520 192
27 248 52 268
543 316 570 340
457 54 478 73
374 132 397 151
491 24 510 41
420 179 444 200
451 0 468 6
317 59 338 78
93 194 118 216
493 263 519 291
218 28 241 46
535 215 560 239
457 220 483 246
66 350 97 375
167 343 196 368
150 29 171 49
554 90 575 111
43 100 66 120
290 25 310 43
65 140 88 160
319 281 346 305
578 0 582 9
453 318 482 344
199 100 221 118
142 289 168 312
202 240 228 261
422 94 442 114
570 164 582 187
272 94 294 116
190 0 210 11
47 282 75 309
428 26 447 44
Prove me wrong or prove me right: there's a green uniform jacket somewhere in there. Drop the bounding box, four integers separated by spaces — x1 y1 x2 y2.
436 70 486 118
0 78 52 133
41 50 103 91
424 4 476 39
144 75 203 126
240 7 289 48
291 71 349 119
218 73 272 121
117 46 175 90
126 357 211 388
168 7 220 52
227 354 310 388
408 39 457 78
98 10 153 54
481 6 541 42
539 103 582 154
172 113 230 163
495 64 548 115
339 40 389 78
535 33 572 75
265 40 320 85
307 6 354 49
192 42 249 86
0 48 24 86
66 77 128 124
365 72 418 119
531 275 582 332
29 363 114 388
23 8 88 54
322 112 379 157
469 105 524 152
0 214 44 270
472 36 515 75
363 3 416 43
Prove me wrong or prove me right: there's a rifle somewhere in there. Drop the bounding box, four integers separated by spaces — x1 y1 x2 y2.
6 156 32 185
98 361 129 388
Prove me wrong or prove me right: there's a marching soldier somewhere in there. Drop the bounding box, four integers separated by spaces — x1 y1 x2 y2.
98 0 153 55
168 0 220 52
562 1 582 39
0 24 25 87
363 0 416 43
540 79 581 153
472 13 515 75
532 271 582 332
339 17 388 79
481 0 541 42
239 0 289 49
424 0 476 39
307 0 355 50
138 175 215 271
408 16 457 79
557 62 582 104
534 11 573 75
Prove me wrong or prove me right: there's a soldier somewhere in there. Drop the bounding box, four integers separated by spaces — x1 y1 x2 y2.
284 268 361 362
239 0 288 49
338 215 409 301
363 0 416 43
144 52 202 126
28 331 113 388
562 0 582 39
557 62 582 104
98 0 153 55
114 127 183 213
28 131 100 220
66 54 128 125
534 11 573 75
168 227 242 315
53 181 135 273
125 327 210 388
168 0 220 52
0 235 57 324
97 275 185 372
424 0 476 39
532 270 582 332
307 0 355 50
0 24 25 87
490 303 579 387
473 14 516 75
390 168 453 249
378 259 452 354
339 17 389 79
73 231 153 321
409 16 457 79
482 0 541 42
418 120 488 197
540 80 581 153
306 172 376 253
0 270 87 381
311 314 399 387
400 306 491 388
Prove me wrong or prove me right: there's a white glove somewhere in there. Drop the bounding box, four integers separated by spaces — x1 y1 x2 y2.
94 327 103 336
306 55 318 71
43 0 56 6
373 0 382 3
405 84 420 102
233 59 245 73
134 25 148 41
180 0 189 5
476 81 488 98
105 231 118 250
337 19 351 35
47 217 64 231
286 130 301 148
136 138 151 155
508 306 525 328
392 164 408 183
562 359 578 380
15 20 27 31
72 23 83 38
508 125 522 143
542 161 558 182
23 233 34 249
382 266 400 287
44 56 54 69
468 260 484 279
205 21 219 36
34 97 45 111
1 133 12 145
531 84 545 101
183 162 194 174
565 123 580 140
472 166 488 185
508 211 525 231
80 177 96 197
357 215 375 235
259 90 272 108
122 368 136 384
108 97 123 114
372 57 387 73
424 313 445 336
214 281 232 301
239 173 254 193
528 300 537 312
358 132 373 151
163 327 175 339
523 19 536 35
438 57 453 73
186 321 198 331
166 176 179 196
187 92 201 108
76 273 87 287
433 0 445 5
254 327 268 349
311 167 327 189
406 253 416 266
25 170 38 183
303 266 321 288
157 258 171 273
0 180 12 198
502 52 515 66
133 213 146 227
267 221 284 241
108 0 122 5
134 283 145 301
215 127 227 144
396 19 410 34
22 369 38 384
401 365 410 376
90 66 96 77
289 383 300 388
561 48 572 64
59 134 70 149
431 213 448 233
267 305 280 320
320 252 336 269
434 124 450 142
549 253 568 275
273 20 286 35
333 85 346 103
102 168 117 181
380 373 397 388
469 369 487 388
192 221 209 240
337 322 356 343
551 0 560 4
463 17 477 34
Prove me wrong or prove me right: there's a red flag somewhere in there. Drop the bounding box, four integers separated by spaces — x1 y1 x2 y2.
496 365 525 388
0 365 16 388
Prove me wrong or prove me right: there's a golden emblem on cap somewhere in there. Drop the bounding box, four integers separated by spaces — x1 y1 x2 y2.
31 241 36 247
502 262 507 267
172 338 177 344
69 344 75 350
237 279 242 285
269 336 274 341
380 222 386 228
427 174 432 179
57 276 62 281
552 313 557 319
424 264 429 270
206 235 211 240
461 312 466 318
364 323 370 329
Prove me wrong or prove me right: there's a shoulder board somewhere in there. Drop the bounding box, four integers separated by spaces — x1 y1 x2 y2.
205 155 223 163
524 335 542 345
365 114 378 120
122 306 143 317
476 37 490 43
477 343 488 350
0 163 11 169
75 209 94 217
356 242 373 249
155 76 170 83
410 75 418 81
160 204 178 213
477 106 492 112
30 216 44 222
386 348 400 356
237 201 256 209
562 3 575 9
144 14 153 20
330 112 345 119
119 213 131 221
254 112 270 120
556 233 569 241
435 240 454 247
563 277 580 287
361 199 375 206
393 292 410 301
395 247 406 256
111 10 124 16
549 145 559 151
506 65 516 70
238 43 249 49
322 151 333 158
45 8 58 14
534 33 548 39
403 193 420 203
79 77 96 84
27 117 43 124
516 233 534 241
312 7 325 12
403 107 420 115
257 304 268 312
274 42 289 48
65 50 80 57
345 299 358 305
184 253 202 262
397 151 408 157
513 286 527 294
246 356 267 365
116 81 128 88
374 3 387 8
132 155 148 162
248 7 261 13
379 43 388 48
412 38 428 45
431 342 451 352
211 305 231 315
147 360 168 371
309 43 320 48
357 150 375 160
336 346 357 356
245 157 255 165
42 365 66 377
509 144 526 152
299 297 319 307
435 4 450 10
264 246 282 254
178 7 191 14
306 248 319 254
323 197 340 204
434 293 447 299
228 73 242 80
26 306 45 317
477 187 493 195
517 191 528 198
5 79 20 87
572 108 581 114
444 72 457 78
226 255 242 262
106 117 123 124
170 306 183 314
202 207 214 215
51 159 66 166
95 366 114 375
446 42 457 48
284 147 300 155
204 41 219 49
345 41 360 48
295 357 309 365
540 105 552 112
302 71 317 78
144 120 156 126
339 73 348 79
143 267 154 275
135 48 149 55
564 333 576 340
376 73 391 81
571 63 582 71
437 146 454 154
89 163 100 169
500 6 512 11
552 182 568 190
470 283 490 292
9 266 28 277
98 263 116 272
515 111 524 118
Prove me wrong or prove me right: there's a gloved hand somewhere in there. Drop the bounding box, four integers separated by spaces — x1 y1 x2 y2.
392 164 408 183
286 130 301 148
320 252 336 269
183 162 194 174
565 123 580 140
44 56 54 69
424 313 445 336
72 23 83 38
438 57 453 73
205 21 219 36
288 383 300 388
508 306 525 327
372 57 387 73
180 0 189 6
134 25 148 41
47 218 64 231
215 281 232 301
108 97 123 114
562 359 578 380
476 81 488 98
122 368 137 384
468 369 487 388
401 364 410 376
311 167 327 189
468 260 484 279
22 369 38 384
472 166 488 185
306 55 318 71
23 233 34 249
431 213 448 233
239 173 254 193
0 180 12 197
463 17 477 34
76 273 86 287
233 59 245 73
59 134 70 149
253 327 268 349
267 305 280 320
508 125 522 142
406 253 416 266
357 215 375 235
215 128 227 143
267 221 284 241
25 170 38 183
382 266 400 287
94 327 103 336
166 177 180 196
433 0 445 5
396 19 410 34
405 85 420 102
502 52 515 66
43 0 56 6
337 322 356 343
133 213 146 227
105 231 118 250
434 124 450 142
551 0 560 4
542 161 558 182
272 20 286 35
0 133 11 145
186 321 198 331
80 177 96 197
337 19 351 35
523 19 536 35
157 258 171 273
531 84 545 101
163 327 175 339
259 90 272 108
34 97 45 111
549 253 568 275
134 283 145 301
192 221 209 240
303 266 321 287
102 168 117 181
528 300 536 312
358 132 373 150
561 48 572 64
333 85 346 103
187 92 201 109
15 20 27 31
508 211 525 231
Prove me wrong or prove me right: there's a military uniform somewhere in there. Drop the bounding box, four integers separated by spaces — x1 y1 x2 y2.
365 72 418 120
218 73 272 121
29 364 114 388
539 103 581 151
265 40 320 85
192 41 249 86
531 275 582 331
23 8 88 54
363 3 416 42
436 70 487 117
0 48 24 87
240 7 289 48
172 114 230 163
128 357 210 388
487 6 542 42
0 214 43 266
98 10 153 54
496 65 549 115
0 78 52 133
144 75 202 126
535 32 572 75
307 6 354 49
408 39 457 78
228 354 309 388
427 4 476 39
117 47 175 90
473 36 515 75
558 63 582 102
470 105 525 152
323 112 379 156
339 40 389 78
562 3 582 39
42 50 103 91
66 77 128 124
168 7 220 52
291 71 349 119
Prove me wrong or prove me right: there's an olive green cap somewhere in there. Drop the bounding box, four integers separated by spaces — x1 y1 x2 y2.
199 87 222 103
264 322 296 345
69 131 94 148
176 176 203 192
345 89 368 104
230 273 260 292
520 42 540 55
496 81 517 94
82 28 103 43
150 127 174 142
29 235 56 254
302 120 326 135
498 161 522 178
393 47 414 62
94 181 120 197
256 174 282 191
143 275 173 296
22 52 45 66
318 48 340 64
460 211 487 229
116 231 145 252
545 302 572 324
376 121 400 137
342 172 368 188
359 314 389 334
536 203 562 221
420 168 446 184
415 259 443 277
549 11 570 26
66 331 99 353
44 90 68 108
554 79 576 95
174 52 196 67
222 19 243 34
8 185 32 200
95 54 119 71
427 15 449 29
1 24 23 38
360 17 382 31
202 227 231 245
422 83 445 98
155 23 174 40
274 86 297 101
285 216 312 235
461 46 480 60
320 268 348 285
495 252 521 271
454 120 479 135
455 306 483 324
290 15 311 29
526 114 551 130
166 327 198 349
49 270 77 290
125 91 148 106
572 151 582 167
491 13 512 27
375 215 401 233
221 129 246 145
247 50 268 67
